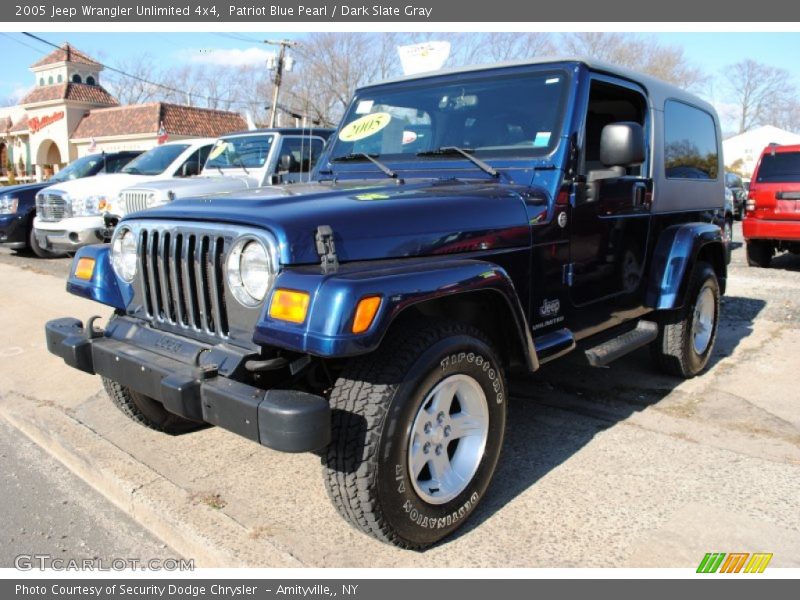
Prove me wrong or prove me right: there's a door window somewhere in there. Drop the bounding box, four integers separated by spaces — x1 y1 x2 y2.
275 137 326 173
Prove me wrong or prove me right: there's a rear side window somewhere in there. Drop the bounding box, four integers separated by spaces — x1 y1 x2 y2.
664 100 719 180
755 151 800 183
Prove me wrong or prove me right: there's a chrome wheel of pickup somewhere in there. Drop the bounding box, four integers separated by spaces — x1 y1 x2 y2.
408 374 489 505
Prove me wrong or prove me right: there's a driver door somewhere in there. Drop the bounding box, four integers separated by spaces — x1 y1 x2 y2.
569 77 653 316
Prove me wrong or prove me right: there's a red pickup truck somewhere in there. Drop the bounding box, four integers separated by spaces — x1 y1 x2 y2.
744 144 800 267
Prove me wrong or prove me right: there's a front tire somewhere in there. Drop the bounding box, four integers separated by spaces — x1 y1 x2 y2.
746 240 772 268
651 261 720 379
323 320 507 549
102 377 204 434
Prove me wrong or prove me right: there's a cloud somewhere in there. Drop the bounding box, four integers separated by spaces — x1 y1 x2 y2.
179 47 275 68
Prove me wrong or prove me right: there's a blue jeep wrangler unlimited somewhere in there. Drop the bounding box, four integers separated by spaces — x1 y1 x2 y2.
46 58 727 549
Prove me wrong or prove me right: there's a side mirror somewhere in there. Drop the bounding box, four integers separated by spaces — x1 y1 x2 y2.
180 162 199 177
580 122 645 205
599 122 645 168
279 154 296 173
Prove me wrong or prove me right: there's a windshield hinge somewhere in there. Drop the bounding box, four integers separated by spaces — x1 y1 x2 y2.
315 225 339 274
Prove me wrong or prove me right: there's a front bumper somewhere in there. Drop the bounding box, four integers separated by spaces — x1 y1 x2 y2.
34 216 107 252
0 213 27 248
45 316 331 453
743 218 800 242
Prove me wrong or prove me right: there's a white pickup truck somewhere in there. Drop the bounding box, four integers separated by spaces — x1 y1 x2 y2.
115 128 331 219
33 139 215 255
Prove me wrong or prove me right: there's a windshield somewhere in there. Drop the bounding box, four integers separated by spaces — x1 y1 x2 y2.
121 144 190 176
204 135 274 170
756 152 800 183
328 70 568 164
50 154 104 182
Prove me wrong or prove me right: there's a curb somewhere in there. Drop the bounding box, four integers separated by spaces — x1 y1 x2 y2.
0 393 303 568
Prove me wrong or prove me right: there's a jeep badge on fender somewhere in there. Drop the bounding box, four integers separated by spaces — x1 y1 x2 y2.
45 58 728 549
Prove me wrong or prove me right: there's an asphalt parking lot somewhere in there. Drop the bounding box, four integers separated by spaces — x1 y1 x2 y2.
0 222 799 567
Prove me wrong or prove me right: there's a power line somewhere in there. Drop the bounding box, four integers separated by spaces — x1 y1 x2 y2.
20 32 264 110
215 33 265 44
0 32 52 55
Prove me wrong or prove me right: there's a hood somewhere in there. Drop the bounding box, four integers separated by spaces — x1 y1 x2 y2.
123 174 257 199
47 173 160 199
132 179 536 265
0 181 48 197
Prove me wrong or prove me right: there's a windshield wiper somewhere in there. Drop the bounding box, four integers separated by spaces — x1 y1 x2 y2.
123 167 141 175
331 152 401 182
417 146 499 179
231 155 249 175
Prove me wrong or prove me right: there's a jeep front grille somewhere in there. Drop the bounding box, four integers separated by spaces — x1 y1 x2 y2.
122 190 151 214
138 228 229 337
36 193 71 222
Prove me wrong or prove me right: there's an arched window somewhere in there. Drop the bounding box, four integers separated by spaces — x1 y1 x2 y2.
72 74 82 83
39 78 44 86
47 76 53 85
57 74 63 83
86 75 96 86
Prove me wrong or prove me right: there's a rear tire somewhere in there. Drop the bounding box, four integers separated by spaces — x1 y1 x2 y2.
651 261 720 379
746 241 772 268
323 319 507 549
102 377 204 434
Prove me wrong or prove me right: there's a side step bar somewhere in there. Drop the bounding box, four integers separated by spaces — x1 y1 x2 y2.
584 321 659 368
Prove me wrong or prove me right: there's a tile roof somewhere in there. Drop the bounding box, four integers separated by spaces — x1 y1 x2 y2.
19 82 118 106
30 43 102 69
71 103 246 140
9 115 29 134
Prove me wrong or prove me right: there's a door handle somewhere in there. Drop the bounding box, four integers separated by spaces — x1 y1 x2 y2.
632 182 647 208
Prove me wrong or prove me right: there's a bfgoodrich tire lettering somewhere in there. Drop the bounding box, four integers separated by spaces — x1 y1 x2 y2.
323 320 507 549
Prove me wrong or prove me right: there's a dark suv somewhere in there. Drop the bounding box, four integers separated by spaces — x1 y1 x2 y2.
725 171 747 220
0 151 141 257
45 59 727 549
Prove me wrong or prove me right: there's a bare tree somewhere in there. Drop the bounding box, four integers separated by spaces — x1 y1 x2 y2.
723 59 795 134
400 32 553 67
104 53 162 104
285 33 404 127
560 32 706 90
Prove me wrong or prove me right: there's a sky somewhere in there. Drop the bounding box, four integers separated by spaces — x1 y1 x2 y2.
1 31 799 131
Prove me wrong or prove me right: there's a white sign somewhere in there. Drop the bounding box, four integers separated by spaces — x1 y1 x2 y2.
397 41 451 76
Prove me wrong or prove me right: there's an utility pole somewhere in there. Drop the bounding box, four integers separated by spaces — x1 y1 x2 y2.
264 39 298 128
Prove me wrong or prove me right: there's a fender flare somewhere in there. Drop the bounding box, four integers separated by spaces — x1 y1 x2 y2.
645 223 726 310
65 244 131 310
253 258 538 371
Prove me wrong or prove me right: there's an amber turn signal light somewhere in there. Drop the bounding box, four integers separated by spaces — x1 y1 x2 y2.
74 257 95 281
352 296 382 334
269 289 310 324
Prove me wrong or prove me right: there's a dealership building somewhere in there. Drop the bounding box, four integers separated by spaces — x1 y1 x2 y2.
0 43 246 182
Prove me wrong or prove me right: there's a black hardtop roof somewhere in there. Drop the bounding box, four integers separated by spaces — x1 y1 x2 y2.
221 127 334 138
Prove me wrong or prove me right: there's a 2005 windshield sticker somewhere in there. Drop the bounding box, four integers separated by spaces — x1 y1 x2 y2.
338 112 392 142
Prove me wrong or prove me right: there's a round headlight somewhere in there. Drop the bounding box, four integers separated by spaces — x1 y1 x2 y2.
111 228 137 282
226 238 273 306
